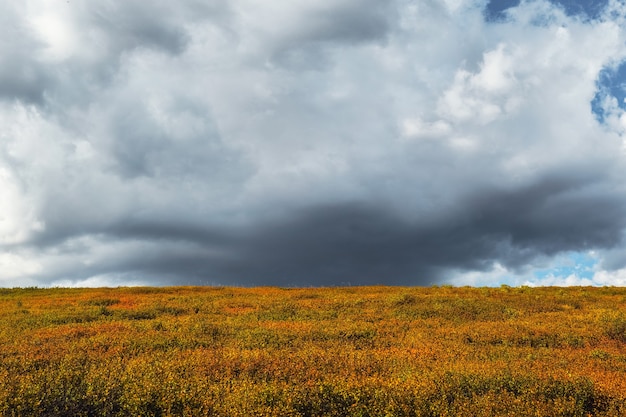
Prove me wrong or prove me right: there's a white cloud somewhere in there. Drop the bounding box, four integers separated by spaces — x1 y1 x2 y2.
0 166 40 245
27 0 80 61
590 268 626 286
523 274 597 287
0 252 42 286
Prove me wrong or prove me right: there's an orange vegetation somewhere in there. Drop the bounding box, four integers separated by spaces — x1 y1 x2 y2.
0 285 625 416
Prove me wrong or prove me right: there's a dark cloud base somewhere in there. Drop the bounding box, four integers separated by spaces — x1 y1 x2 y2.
69 174 624 287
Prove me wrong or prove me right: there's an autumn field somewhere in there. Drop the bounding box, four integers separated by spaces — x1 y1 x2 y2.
0 286 625 416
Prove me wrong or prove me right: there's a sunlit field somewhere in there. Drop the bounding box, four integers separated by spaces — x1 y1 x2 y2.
1 286 625 416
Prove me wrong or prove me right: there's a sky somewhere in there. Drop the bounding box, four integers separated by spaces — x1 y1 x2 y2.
2 0 626 287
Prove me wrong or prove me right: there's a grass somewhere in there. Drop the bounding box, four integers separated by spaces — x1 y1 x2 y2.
0 285 625 416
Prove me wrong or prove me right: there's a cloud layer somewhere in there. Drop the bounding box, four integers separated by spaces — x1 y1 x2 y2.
2 0 626 286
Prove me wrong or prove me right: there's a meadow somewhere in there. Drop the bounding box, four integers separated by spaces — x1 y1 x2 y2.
0 285 625 416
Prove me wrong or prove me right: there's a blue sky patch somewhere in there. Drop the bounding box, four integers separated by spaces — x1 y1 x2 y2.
485 0 521 21
591 62 626 123
486 0 608 22
533 252 597 280
550 0 607 20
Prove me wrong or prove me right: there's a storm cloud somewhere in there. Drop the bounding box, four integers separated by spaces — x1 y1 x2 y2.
2 0 626 287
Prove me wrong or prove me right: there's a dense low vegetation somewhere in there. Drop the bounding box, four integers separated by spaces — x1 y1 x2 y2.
0 285 625 416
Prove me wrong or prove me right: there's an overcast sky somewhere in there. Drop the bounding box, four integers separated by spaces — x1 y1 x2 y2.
2 0 626 287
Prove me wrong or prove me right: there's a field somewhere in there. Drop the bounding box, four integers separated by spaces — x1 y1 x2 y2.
0 286 625 416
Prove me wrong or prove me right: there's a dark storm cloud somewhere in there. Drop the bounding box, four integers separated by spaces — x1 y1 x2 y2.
48 171 623 287
238 177 622 285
